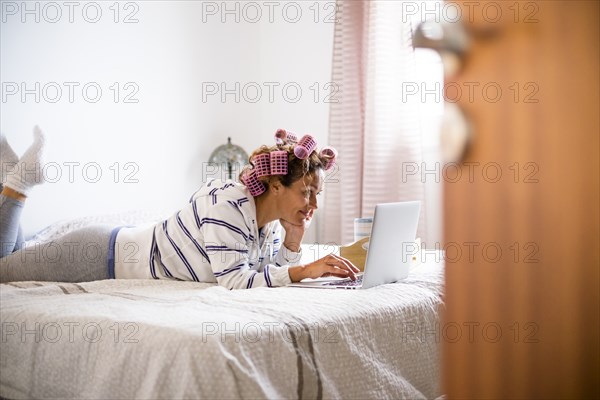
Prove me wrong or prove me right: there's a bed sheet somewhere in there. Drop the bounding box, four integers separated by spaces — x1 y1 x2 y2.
0 253 444 400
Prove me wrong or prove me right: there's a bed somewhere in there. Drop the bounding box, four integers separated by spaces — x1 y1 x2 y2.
0 213 445 399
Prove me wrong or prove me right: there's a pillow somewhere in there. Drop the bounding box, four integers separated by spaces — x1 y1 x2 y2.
24 210 170 245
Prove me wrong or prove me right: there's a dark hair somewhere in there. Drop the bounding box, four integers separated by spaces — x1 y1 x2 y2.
239 141 331 190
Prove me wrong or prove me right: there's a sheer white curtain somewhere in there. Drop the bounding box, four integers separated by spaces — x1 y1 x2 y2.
321 0 430 244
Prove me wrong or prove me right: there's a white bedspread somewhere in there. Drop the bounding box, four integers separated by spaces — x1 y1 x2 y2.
0 254 444 400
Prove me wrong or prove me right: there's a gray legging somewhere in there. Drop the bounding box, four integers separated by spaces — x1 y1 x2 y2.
0 192 113 283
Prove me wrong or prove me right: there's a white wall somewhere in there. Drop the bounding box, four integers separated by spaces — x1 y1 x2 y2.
1 1 335 240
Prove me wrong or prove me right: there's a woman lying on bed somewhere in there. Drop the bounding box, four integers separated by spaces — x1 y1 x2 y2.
0 128 359 289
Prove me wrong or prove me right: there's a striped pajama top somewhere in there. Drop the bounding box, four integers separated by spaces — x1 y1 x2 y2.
113 179 301 289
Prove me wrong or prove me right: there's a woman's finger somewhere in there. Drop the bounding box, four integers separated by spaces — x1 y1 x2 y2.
326 255 352 271
325 262 356 280
330 254 360 273
326 265 353 279
335 254 360 273
280 218 304 227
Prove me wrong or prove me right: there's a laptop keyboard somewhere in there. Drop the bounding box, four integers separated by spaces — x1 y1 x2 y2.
322 275 364 287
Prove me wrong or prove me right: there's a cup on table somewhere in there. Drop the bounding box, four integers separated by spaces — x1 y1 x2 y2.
354 217 373 243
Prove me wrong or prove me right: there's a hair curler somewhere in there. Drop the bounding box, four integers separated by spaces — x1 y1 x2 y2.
275 129 298 145
253 153 271 177
320 146 338 170
242 170 266 196
294 134 317 160
269 150 288 175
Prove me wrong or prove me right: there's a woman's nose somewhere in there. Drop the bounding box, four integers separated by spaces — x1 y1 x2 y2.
309 195 318 210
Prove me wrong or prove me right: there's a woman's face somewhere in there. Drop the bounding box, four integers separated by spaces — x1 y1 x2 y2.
278 171 323 225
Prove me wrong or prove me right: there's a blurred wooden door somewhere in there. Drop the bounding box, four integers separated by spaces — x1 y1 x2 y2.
443 1 599 398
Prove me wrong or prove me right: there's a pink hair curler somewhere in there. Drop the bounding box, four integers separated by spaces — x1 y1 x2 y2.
253 153 271 177
286 132 298 144
242 170 266 196
274 129 286 143
270 150 288 175
294 135 317 159
275 129 298 145
320 146 338 170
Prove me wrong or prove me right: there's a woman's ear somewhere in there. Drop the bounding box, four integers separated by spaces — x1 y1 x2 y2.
269 178 283 195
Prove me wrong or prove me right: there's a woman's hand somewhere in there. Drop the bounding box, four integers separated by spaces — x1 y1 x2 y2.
288 254 361 282
280 209 313 252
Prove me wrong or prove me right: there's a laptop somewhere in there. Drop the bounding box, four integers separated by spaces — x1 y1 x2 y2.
288 201 421 290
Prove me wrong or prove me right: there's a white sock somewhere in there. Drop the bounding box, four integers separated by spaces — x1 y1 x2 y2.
5 126 46 196
0 133 19 185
